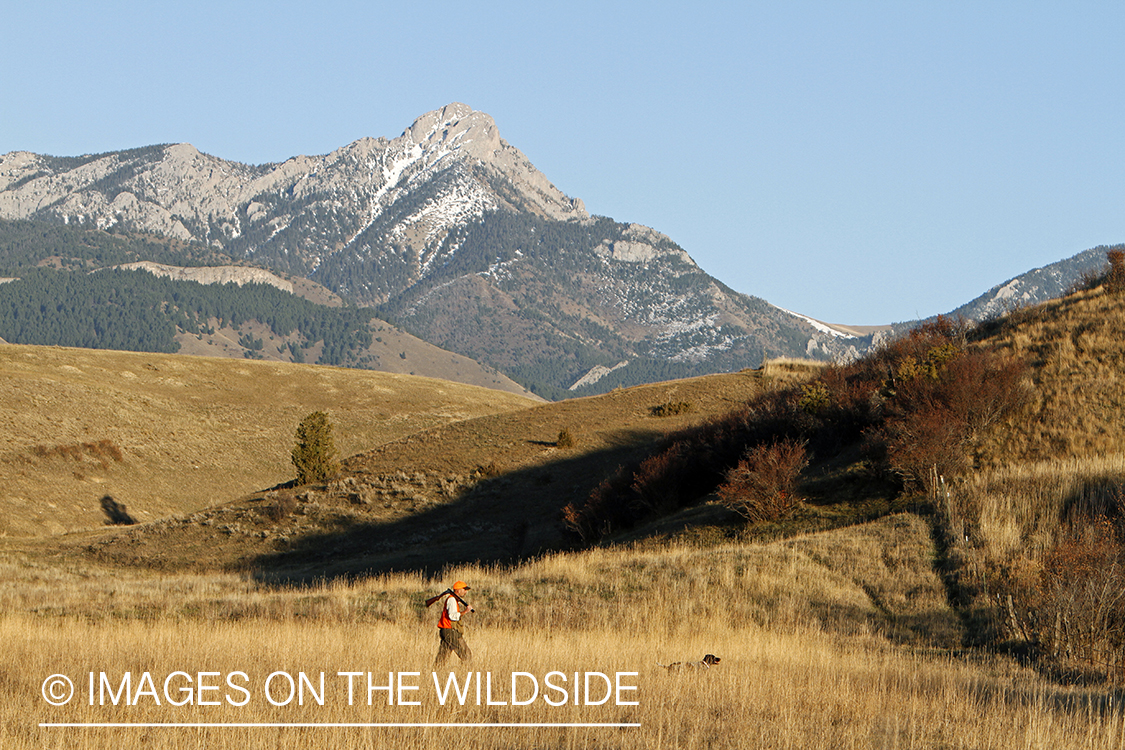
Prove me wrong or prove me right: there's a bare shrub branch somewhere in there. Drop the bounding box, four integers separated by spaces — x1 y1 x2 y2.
716 439 809 522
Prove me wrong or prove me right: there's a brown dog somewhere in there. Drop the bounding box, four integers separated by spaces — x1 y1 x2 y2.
659 654 721 670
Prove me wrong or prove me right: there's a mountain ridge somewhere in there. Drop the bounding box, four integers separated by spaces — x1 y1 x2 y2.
0 104 887 395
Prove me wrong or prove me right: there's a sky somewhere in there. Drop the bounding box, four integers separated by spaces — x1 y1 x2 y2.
3 2 1123 324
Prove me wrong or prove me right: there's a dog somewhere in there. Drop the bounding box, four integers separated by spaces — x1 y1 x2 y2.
658 654 721 670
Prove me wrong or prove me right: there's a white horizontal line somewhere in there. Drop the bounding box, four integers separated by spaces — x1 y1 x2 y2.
40 722 642 728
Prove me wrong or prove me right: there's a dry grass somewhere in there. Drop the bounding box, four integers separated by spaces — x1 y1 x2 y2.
759 357 828 381
3 514 1122 749
0 514 947 638
10 285 1125 747
944 454 1125 563
0 343 536 537
11 617 1124 750
936 286 1125 607
975 286 1125 466
50 370 776 577
936 453 1125 664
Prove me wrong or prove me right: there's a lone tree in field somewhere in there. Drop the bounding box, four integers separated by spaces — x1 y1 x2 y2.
292 411 338 485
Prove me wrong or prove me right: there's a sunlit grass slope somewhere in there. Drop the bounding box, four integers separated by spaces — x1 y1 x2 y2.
0 343 535 537
3 513 1122 749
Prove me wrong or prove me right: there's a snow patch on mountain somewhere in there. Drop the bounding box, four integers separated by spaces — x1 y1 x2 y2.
780 308 857 339
478 251 523 283
398 176 499 276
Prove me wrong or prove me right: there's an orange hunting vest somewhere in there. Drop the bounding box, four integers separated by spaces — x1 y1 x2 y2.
437 595 455 629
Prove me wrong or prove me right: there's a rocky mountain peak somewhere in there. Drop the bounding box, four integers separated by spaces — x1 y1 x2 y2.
405 102 501 158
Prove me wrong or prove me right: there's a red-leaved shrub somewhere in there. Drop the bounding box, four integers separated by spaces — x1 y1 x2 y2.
716 439 809 522
563 314 1026 540
874 350 1027 492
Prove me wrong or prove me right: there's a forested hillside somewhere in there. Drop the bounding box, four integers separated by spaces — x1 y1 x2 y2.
0 106 865 398
0 217 230 273
378 210 812 400
0 268 374 364
0 219 372 365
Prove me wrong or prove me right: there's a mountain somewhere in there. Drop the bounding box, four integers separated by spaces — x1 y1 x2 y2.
882 243 1124 340
0 104 862 397
0 219 534 396
945 243 1124 322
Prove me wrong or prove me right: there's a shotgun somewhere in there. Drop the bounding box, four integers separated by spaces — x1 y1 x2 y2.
425 588 473 610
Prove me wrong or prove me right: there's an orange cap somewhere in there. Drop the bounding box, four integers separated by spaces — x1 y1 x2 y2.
453 581 471 590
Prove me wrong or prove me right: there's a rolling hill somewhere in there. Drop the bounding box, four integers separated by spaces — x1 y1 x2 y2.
0 343 536 537
52 267 1125 602
80 364 821 577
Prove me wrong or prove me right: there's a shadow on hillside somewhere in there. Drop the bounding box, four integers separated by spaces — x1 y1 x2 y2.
247 431 676 585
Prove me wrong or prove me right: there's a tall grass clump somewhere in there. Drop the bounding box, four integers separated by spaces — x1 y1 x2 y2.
651 400 694 417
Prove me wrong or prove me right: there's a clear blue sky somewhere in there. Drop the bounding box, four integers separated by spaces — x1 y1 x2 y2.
3 1 1123 324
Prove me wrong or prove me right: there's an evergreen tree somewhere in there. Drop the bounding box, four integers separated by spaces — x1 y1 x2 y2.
291 411 338 485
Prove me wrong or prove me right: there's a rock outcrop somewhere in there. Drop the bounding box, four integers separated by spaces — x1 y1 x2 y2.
114 262 294 293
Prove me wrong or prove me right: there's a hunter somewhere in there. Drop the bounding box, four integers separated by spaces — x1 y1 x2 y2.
434 580 474 668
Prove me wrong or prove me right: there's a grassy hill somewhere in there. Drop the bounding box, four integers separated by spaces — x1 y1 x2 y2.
0 343 535 537
11 508 1106 749
76 363 826 576
973 284 1125 464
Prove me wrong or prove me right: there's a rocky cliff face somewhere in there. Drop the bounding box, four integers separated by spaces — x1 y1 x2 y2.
0 104 863 396
114 262 295 293
0 103 584 295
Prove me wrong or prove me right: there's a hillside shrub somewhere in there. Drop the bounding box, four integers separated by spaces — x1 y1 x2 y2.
651 401 694 417
100 495 136 525
873 351 1028 492
562 315 1027 540
562 390 810 538
716 439 809 522
475 462 503 478
797 382 830 415
1068 268 1107 296
31 439 125 467
291 411 338 485
1001 512 1125 682
629 440 695 514
263 494 298 522
556 428 576 449
562 467 634 542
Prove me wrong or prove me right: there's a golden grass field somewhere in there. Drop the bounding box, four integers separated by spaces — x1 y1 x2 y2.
5 514 1125 749
7 282 1125 748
